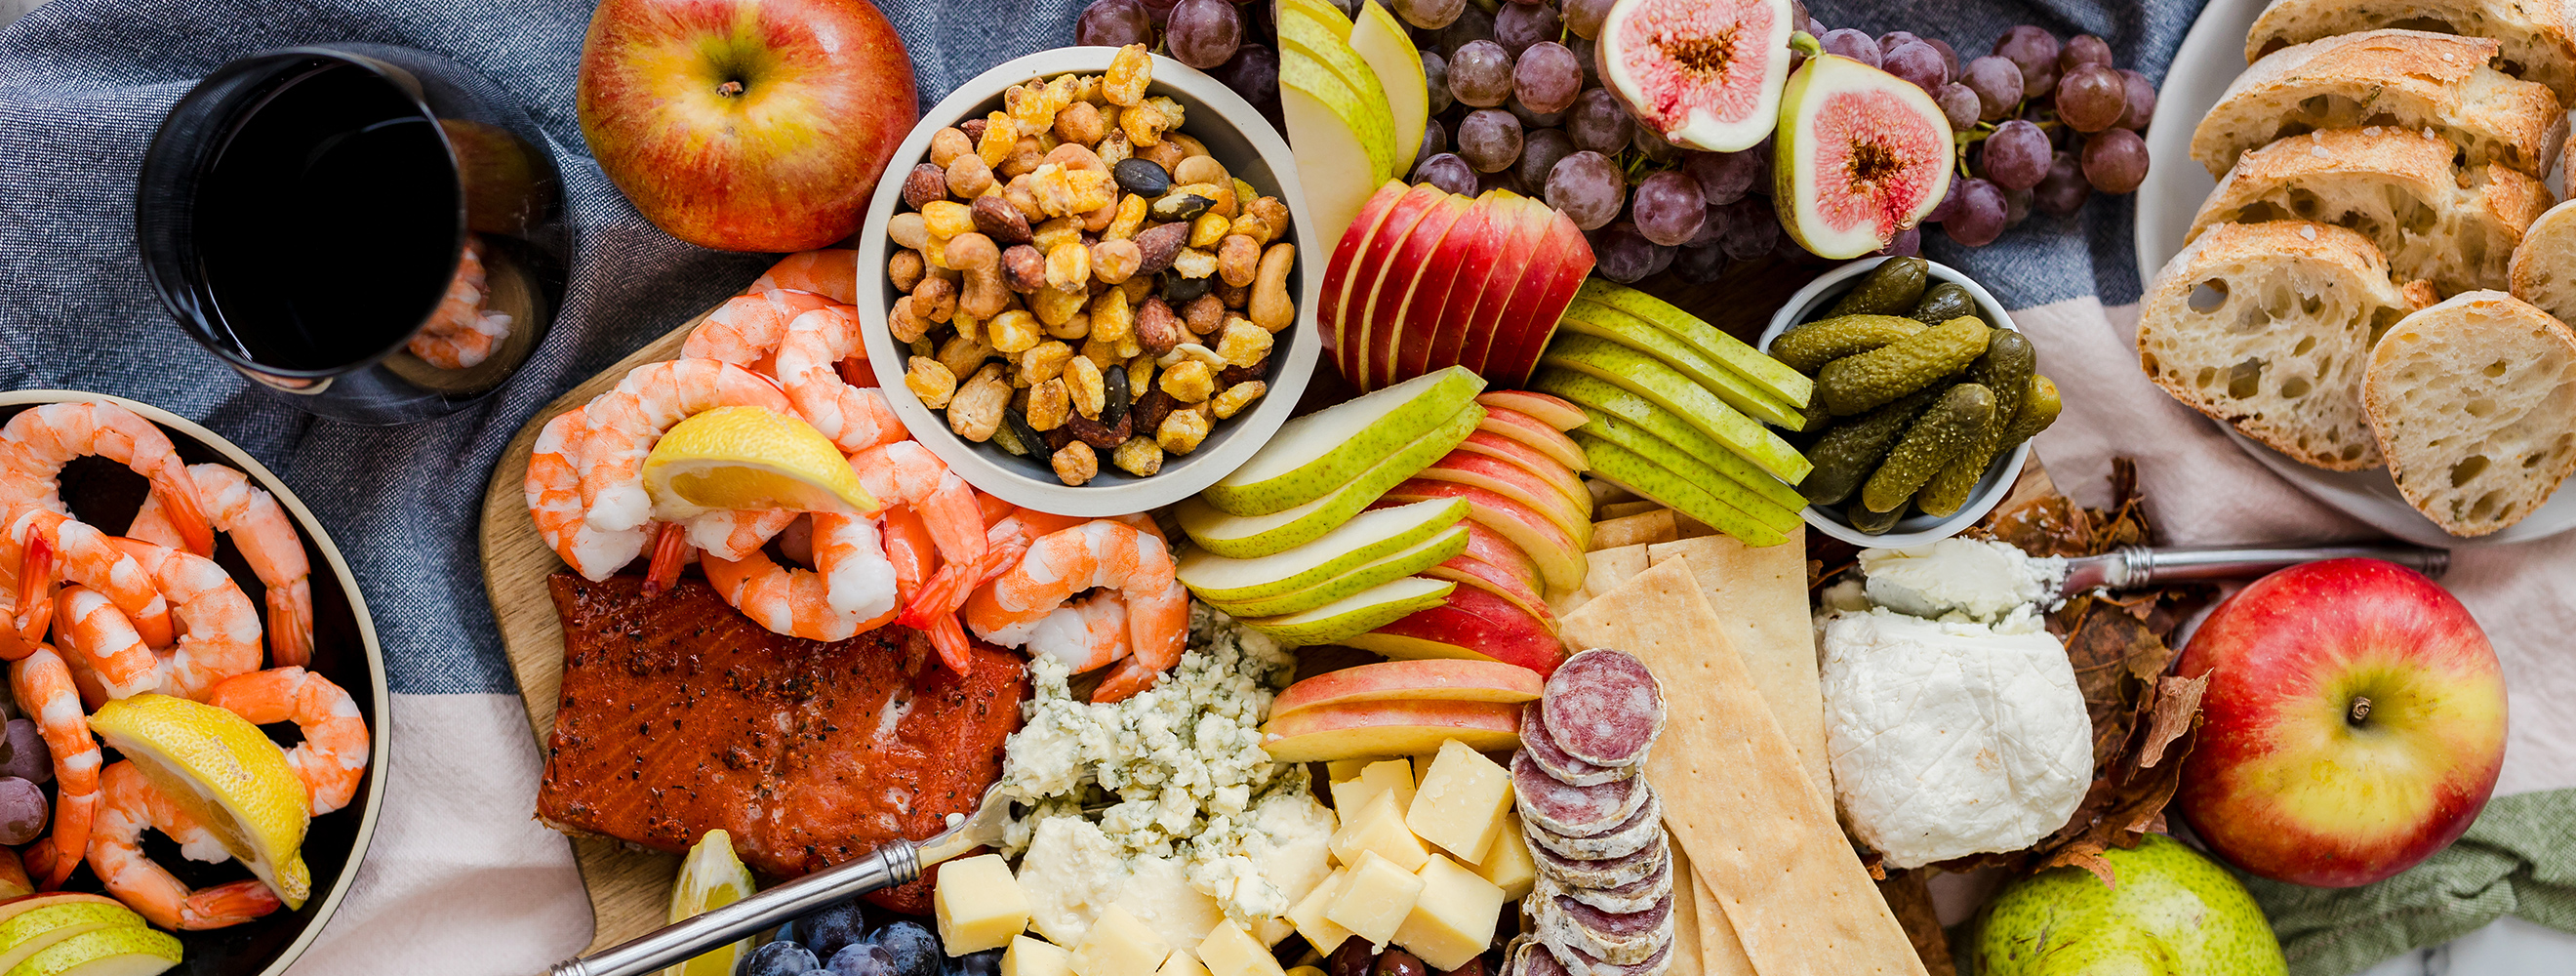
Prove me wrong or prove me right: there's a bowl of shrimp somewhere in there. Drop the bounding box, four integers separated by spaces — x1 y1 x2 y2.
0 390 384 976
856 45 1322 517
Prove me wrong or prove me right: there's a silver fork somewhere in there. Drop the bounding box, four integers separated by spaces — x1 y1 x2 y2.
543 782 1016 976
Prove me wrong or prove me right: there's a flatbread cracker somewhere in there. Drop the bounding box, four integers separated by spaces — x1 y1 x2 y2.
1665 834 1754 976
1550 544 1652 618
1563 559 1926 976
1646 534 1830 799
1591 509 1681 551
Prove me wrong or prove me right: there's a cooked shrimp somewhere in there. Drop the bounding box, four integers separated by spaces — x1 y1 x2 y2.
700 512 897 641
578 358 796 533
90 760 282 930
684 508 800 562
680 288 836 378
526 411 651 581
50 587 157 701
104 539 262 701
963 520 1186 702
775 306 907 453
0 401 211 557
1025 591 1132 673
202 668 368 816
130 464 312 667
879 506 972 673
6 507 172 651
11 644 99 889
750 249 860 305
406 235 512 370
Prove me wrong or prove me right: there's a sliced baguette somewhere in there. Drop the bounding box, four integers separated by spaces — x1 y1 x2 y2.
2245 0 2576 104
2187 127 2554 296
2363 290 2576 535
2140 221 2416 470
2509 198 2576 322
2191 29 2567 180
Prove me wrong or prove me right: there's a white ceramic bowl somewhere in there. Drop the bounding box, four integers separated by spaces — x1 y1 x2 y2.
858 48 1321 516
1759 257 2030 548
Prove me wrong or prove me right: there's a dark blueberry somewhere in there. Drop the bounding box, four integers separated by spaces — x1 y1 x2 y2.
952 948 1005 976
799 901 868 961
869 920 943 976
1114 157 1174 196
746 940 822 976
829 943 896 976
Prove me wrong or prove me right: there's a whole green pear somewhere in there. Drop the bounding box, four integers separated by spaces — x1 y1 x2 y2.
1974 834 2286 975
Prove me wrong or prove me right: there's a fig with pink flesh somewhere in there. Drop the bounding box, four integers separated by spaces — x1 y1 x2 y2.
1595 0 1795 153
1772 52 1953 259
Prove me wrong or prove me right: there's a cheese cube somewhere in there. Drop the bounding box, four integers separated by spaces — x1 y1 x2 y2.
1285 868 1356 954
936 853 1032 955
1004 936 1074 976
1196 919 1287 976
1328 790 1429 871
1156 951 1211 976
1413 754 1436 788
1391 856 1505 971
1326 758 1415 816
1469 816 1537 901
1325 851 1427 950
1405 740 1515 863
1070 905 1171 976
1326 759 1372 782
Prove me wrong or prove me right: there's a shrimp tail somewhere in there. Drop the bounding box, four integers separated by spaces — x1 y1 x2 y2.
927 616 974 675
895 563 976 630
15 534 51 643
1091 653 1164 704
150 471 217 558
180 879 283 929
641 522 692 598
265 584 313 669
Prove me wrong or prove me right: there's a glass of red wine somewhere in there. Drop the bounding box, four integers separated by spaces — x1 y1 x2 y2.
137 44 567 425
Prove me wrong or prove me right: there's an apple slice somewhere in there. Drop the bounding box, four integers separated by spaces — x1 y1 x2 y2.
1575 279 1814 407
1319 181 1413 380
1539 333 1811 483
1239 576 1456 646
1475 197 1593 385
1575 432 1789 548
1557 300 1805 428
1343 587 1570 676
1201 365 1484 515
1348 0 1430 167
1281 52 1396 246
1359 191 1473 391
1180 404 1482 557
1201 524 1468 618
1399 199 1505 386
1574 408 1802 534
1179 498 1467 603
1450 429 1589 509
1413 451 1593 543
7 926 181 976
1271 659 1546 719
1258 698 1524 762
1477 406 1589 471
1279 13 1396 183
1454 193 1556 377
1534 369 1809 513
1423 554 1556 628
1475 390 1585 431
1452 516 1543 591
1380 478 1586 592
1332 184 1448 387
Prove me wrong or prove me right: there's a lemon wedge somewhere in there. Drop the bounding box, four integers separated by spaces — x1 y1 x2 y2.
663 830 756 976
643 406 875 520
87 695 310 911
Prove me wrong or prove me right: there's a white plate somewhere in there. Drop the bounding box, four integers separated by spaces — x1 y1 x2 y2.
2132 0 2576 547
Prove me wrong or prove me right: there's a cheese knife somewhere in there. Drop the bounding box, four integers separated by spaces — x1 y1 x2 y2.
2055 543 2450 591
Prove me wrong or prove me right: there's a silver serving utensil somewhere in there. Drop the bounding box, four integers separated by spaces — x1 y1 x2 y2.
544 782 1015 976
2056 544 2449 593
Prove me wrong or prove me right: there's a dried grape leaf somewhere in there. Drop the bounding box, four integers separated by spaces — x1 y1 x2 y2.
1875 869 1958 976
2136 674 2208 770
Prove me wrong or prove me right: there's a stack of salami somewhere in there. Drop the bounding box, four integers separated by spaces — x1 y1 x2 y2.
1502 649 1674 976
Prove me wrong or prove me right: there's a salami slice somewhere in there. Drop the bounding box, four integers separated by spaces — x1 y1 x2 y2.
1537 890 1673 965
1505 936 1568 976
1520 702 1633 786
1541 649 1666 767
1536 852 1671 914
1513 751 1649 835
1542 936 1672 976
1532 832 1668 889
1528 789 1663 861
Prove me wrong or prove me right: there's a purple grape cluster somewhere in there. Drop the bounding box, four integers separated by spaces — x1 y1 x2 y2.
1930 25 2154 247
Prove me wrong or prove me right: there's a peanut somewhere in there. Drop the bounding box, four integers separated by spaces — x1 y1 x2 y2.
1183 294 1226 335
889 296 930 344
1172 155 1228 188
888 249 925 293
1051 441 1099 486
1054 102 1106 150
1000 244 1046 294
935 334 994 382
912 275 958 323
946 153 996 200
1091 238 1143 285
929 127 973 168
1136 297 1184 354
1216 234 1259 286
887 212 929 251
999 137 1044 179
1136 139 1185 174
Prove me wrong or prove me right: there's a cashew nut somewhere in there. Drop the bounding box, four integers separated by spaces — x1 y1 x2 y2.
1248 242 1295 333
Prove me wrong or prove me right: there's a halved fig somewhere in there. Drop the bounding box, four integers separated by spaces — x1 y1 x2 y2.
1596 0 1795 153
1773 52 1954 259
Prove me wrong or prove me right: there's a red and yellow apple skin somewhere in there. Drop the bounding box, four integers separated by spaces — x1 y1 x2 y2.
577 0 916 252
2175 558 2507 888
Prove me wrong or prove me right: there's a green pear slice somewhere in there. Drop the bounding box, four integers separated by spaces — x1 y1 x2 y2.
1574 433 1788 548
1201 365 1484 515
1239 576 1456 645
0 905 146 974
1276 0 1353 34
1348 1 1429 171
1278 19 1397 183
6 927 181 976
1281 53 1396 243
1557 301 1805 428
1574 280 1815 407
1534 370 1810 513
1572 408 1802 534
1201 523 1468 617
1180 403 1483 557
0 898 124 932
1538 335 1811 483
1179 497 1468 602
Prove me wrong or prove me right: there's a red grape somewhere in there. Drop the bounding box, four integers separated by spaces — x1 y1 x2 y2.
1394 0 1464 30
2116 68 2156 130
1417 153 1478 196
1423 52 1453 115
1873 226 1921 257
1076 0 1151 47
1165 0 1241 69
1717 197 1777 260
1494 2 1560 57
1963 57 2023 121
1671 244 1730 283
1943 179 2006 246
1926 37 1960 79
1514 42 1582 114
1632 170 1707 246
1981 119 2050 190
2001 185 2032 226
1508 98 1563 129
1566 88 1632 153
1935 82 1980 130
1457 108 1524 173
1563 0 1616 39
2056 62 2124 133
2080 127 2149 193
1686 203 1729 247
1684 149 1761 206
1449 40 1514 108
1630 124 1681 163
1516 127 1575 193
1211 44 1279 126
1876 30 1922 55
1418 118 1449 171
2033 149 2089 216
2060 33 2113 71
1925 176 1964 224
1883 40 1948 94
0 778 45 846
1438 4 1495 51
1821 28 1882 68
1590 223 1669 283
1744 136 1776 196
1545 150 1625 229
1992 25 2059 98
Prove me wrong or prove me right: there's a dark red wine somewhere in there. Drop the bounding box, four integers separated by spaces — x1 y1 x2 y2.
192 62 459 371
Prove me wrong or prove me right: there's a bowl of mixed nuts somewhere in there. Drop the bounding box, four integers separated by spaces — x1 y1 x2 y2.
857 45 1320 515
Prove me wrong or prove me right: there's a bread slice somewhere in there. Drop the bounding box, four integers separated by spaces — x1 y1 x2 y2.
2191 29 2567 179
2509 199 2576 322
2187 127 2554 296
2363 290 2576 535
2140 221 2415 470
2245 0 2576 104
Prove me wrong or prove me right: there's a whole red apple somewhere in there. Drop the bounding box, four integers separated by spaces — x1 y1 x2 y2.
577 0 916 252
2175 558 2507 888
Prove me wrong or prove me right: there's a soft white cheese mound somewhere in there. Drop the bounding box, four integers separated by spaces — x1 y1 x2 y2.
1820 608 2092 869
1860 538 2067 622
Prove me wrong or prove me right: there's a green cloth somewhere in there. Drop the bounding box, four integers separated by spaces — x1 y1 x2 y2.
2240 788 2576 976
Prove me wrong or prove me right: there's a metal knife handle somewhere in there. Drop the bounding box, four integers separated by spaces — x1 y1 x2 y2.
544 841 921 976
2063 545 2450 591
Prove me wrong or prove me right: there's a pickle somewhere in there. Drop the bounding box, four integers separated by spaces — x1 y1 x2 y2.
1998 374 2061 448
1827 257 1929 317
1910 282 1978 325
1861 383 1994 513
1914 332 2039 517
1848 499 1907 535
1768 315 1926 375
1796 387 1938 506
1816 315 1992 415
